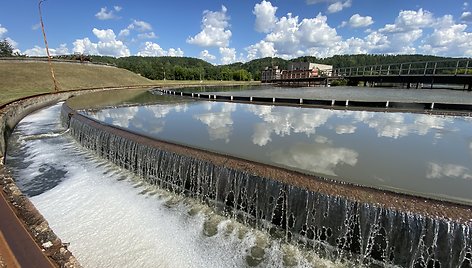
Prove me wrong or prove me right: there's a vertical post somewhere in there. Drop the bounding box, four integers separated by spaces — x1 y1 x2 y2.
423 62 428 75
465 60 470 75
39 0 59 92
455 60 460 75
399 63 403 75
408 64 411 75
387 65 390 75
433 62 437 75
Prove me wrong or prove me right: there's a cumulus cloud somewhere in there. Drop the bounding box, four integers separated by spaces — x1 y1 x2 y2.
199 50 216 62
23 44 69 56
380 8 433 34
335 124 357 134
194 103 236 142
253 0 278 33
246 2 472 59
95 6 122 20
298 14 342 47
137 41 183 57
461 11 472 22
327 0 352 14
419 15 472 56
129 20 152 32
248 105 333 146
137 32 157 39
250 10 342 59
341 14 374 28
187 5 232 47
73 28 130 57
118 20 154 39
219 47 237 64
271 143 358 176
0 24 7 38
427 163 472 180
246 40 276 60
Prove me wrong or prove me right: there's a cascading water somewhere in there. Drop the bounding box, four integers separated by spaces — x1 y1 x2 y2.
65 104 472 268
10 103 352 267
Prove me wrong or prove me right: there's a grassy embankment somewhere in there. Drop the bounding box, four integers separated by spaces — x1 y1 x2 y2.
0 61 260 106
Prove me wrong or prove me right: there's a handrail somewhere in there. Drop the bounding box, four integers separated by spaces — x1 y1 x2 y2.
332 59 472 77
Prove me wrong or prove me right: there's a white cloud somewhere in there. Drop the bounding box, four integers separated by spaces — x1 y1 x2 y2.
253 0 278 33
246 40 276 60
167 48 184 57
265 13 302 56
298 14 341 47
118 29 130 38
380 9 433 34
248 105 333 146
461 11 472 22
32 23 41 31
345 14 374 28
427 163 472 180
137 41 183 57
199 50 216 61
271 143 358 176
137 32 157 39
187 5 232 48
219 47 236 64
420 16 472 56
128 20 152 32
23 44 69 56
327 0 352 14
95 6 122 20
0 24 7 38
73 28 130 57
118 20 154 39
335 125 357 134
256 11 341 58
194 103 235 143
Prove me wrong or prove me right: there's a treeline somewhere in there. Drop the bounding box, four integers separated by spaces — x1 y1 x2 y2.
55 55 253 81
52 53 464 81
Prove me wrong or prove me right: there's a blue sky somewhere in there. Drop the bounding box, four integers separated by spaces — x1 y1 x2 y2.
1 0 471 64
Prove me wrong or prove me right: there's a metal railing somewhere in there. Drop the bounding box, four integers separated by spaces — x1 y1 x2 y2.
332 59 472 77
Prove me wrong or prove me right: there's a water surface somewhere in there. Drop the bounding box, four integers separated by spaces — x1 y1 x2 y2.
83 99 472 205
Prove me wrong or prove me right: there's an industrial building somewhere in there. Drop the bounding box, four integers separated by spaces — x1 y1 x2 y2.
261 62 333 82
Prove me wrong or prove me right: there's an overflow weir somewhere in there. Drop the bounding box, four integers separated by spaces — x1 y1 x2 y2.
62 97 472 268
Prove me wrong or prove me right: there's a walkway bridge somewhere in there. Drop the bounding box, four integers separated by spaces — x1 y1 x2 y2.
274 59 472 89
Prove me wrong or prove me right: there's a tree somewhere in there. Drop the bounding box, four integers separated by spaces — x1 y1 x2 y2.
0 39 14 57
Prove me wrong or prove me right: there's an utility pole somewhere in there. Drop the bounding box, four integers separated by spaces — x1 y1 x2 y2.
39 0 59 92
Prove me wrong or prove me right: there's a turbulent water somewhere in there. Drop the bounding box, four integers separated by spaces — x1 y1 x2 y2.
6 103 347 267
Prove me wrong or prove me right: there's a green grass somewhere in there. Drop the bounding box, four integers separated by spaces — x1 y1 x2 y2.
0 60 260 106
0 61 157 105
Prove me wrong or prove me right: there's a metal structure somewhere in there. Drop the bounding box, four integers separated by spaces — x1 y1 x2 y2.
267 59 472 89
39 0 59 92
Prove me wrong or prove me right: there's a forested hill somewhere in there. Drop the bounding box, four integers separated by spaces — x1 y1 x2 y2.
56 54 461 81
